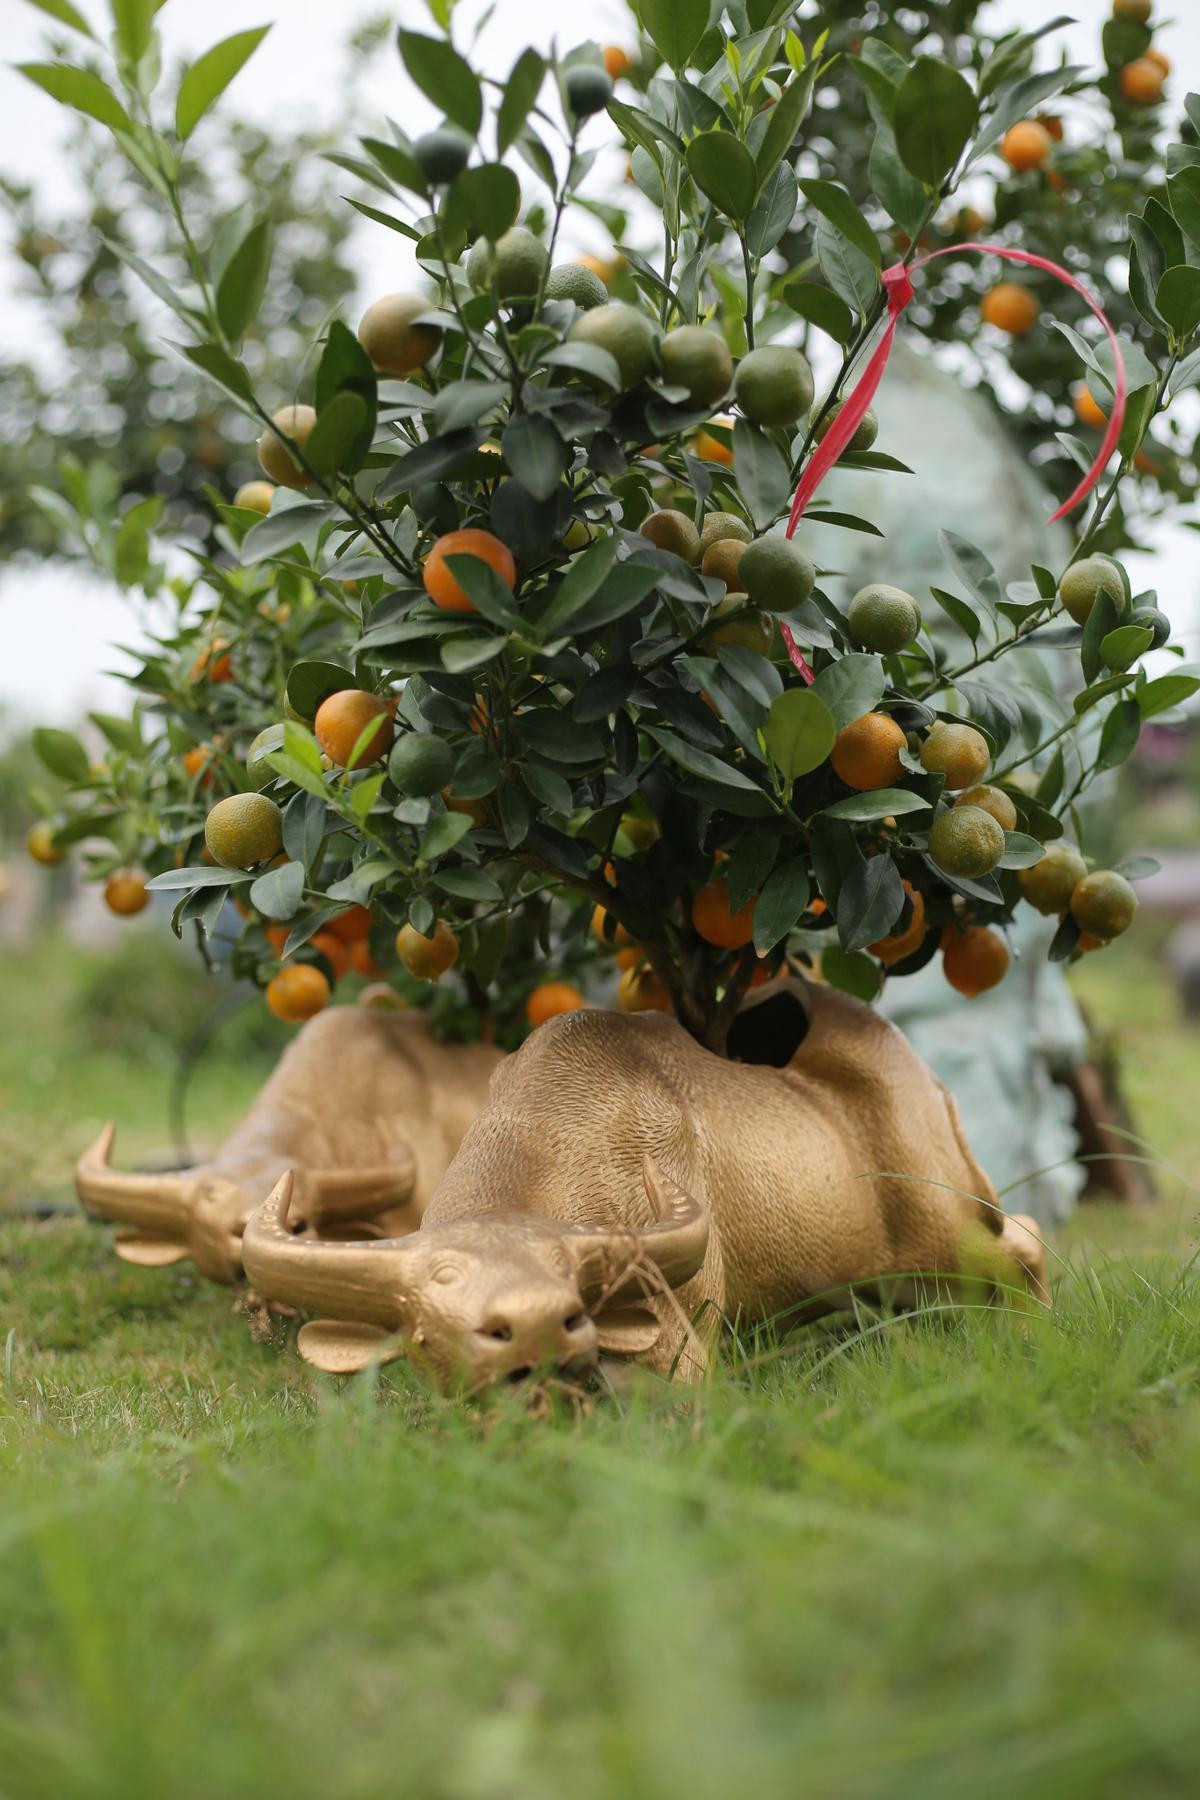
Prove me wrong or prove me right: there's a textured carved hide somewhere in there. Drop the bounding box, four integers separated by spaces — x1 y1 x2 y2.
76 1008 504 1282
241 981 1047 1390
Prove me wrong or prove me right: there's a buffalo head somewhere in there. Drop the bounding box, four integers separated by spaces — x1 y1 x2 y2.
76 1123 417 1284
240 1158 709 1392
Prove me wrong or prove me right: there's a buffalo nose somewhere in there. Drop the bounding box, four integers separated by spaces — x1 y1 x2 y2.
474 1298 598 1375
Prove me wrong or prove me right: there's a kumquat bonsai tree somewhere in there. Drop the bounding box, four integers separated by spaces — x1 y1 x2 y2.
19 0 1200 1054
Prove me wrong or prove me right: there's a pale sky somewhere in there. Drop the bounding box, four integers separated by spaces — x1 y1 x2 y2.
3 0 1197 727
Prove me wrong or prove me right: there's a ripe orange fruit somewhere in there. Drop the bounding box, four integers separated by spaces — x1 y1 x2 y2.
266 964 330 1022
257 404 317 490
691 878 756 950
592 903 633 948
1119 57 1165 103
182 745 216 782
1002 121 1053 172
700 538 747 591
1074 384 1108 428
1145 49 1170 75
981 283 1039 336
266 922 290 956
694 417 734 465
396 919 459 980
104 870 150 917
1069 869 1137 942
204 794 284 869
1018 842 1088 915
326 905 372 944
233 480 274 515
25 823 65 866
920 722 990 792
443 789 488 827
603 45 632 80
943 926 1011 998
614 944 642 970
955 785 1017 832
311 930 351 980
1038 114 1064 141
423 528 517 613
190 638 234 684
347 940 382 979
525 981 587 1027
357 293 441 375
1112 0 1151 18
869 881 926 966
617 964 671 1012
830 713 906 791
314 690 394 769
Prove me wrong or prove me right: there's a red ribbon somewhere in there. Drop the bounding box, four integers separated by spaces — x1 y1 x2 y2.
778 243 1129 682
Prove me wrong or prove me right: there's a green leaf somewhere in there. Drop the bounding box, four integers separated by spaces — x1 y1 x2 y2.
755 63 818 190
444 164 521 242
418 810 474 861
1166 166 1200 249
1137 672 1200 718
745 164 798 259
89 710 143 755
497 48 545 156
798 179 881 269
437 868 504 902
686 133 758 221
1127 213 1167 332
637 0 711 71
306 393 368 477
541 342 623 390
928 583 985 640
33 727 90 784
285 660 358 724
836 854 903 953
360 136 426 194
565 565 662 636
820 945 881 1002
539 536 621 631
176 27 271 140
314 319 377 471
939 529 999 621
814 215 878 317
1080 590 1120 686
20 0 93 35
249 859 305 921
812 653 885 729
177 341 255 405
442 555 522 630
441 634 506 674
1096 698 1141 772
893 58 977 186
147 865 252 892
645 728 763 792
1100 624 1154 672
821 789 929 822
1114 853 1161 881
433 380 507 434
397 30 483 136
345 197 421 243
781 280 852 345
111 0 155 62
215 218 271 343
240 501 332 564
18 63 133 135
282 791 327 874
998 832 1046 870
1156 265 1200 338
732 420 791 529
763 688 836 781
869 126 928 237
501 413 571 502
752 860 811 952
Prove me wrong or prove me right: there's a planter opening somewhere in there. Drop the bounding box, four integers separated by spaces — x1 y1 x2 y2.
727 983 811 1068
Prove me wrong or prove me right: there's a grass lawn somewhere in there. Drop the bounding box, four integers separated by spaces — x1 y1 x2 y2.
2 931 1198 1799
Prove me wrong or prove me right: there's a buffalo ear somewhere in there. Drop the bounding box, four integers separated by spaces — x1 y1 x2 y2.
296 1319 405 1374
593 1303 662 1355
114 1232 189 1267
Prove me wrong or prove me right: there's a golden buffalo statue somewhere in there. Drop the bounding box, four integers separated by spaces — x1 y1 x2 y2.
75 1008 504 1283
242 980 1047 1391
